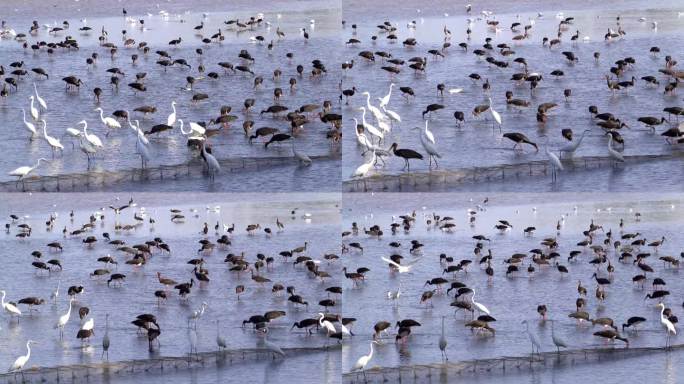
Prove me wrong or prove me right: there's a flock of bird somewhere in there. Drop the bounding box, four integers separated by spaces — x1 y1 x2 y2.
1 197 344 380
2 9 341 186
344 198 681 378
342 7 684 181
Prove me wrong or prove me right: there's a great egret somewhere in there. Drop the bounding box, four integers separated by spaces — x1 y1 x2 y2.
470 289 490 315
658 303 676 347
381 105 401 123
79 136 98 167
488 97 502 131
422 120 435 144
179 119 206 136
188 328 198 356
102 313 110 360
522 319 541 354
439 316 448 360
545 144 563 181
95 107 122 130
167 101 177 127
136 128 151 169
359 107 384 141
362 91 387 122
8 340 36 379
42 120 64 156
559 129 590 158
33 83 47 110
378 83 394 108
607 133 625 164
263 335 285 358
21 109 37 140
55 297 75 339
29 96 39 121
318 313 336 334
188 301 208 328
292 140 312 165
1 290 22 320
550 320 567 353
352 150 376 178
82 120 103 147
413 126 441 168
64 125 82 148
352 341 377 380
380 256 420 273
201 142 220 180
216 320 227 351
448 88 463 94
8 158 48 183
129 119 149 145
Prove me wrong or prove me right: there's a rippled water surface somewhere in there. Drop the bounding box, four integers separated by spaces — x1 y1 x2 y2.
342 193 684 380
0 192 341 383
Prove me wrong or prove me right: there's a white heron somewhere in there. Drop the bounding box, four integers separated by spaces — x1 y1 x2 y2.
136 128 151 169
488 97 502 131
64 125 82 148
79 136 98 167
658 303 676 347
470 289 490 315
353 118 375 149
380 256 420 273
81 120 103 147
102 313 110 360
179 119 206 136
607 133 625 164
559 129 590 158
94 107 122 131
201 142 220 180
362 91 387 122
351 150 376 178
50 280 60 303
359 107 384 141
422 120 435 144
522 320 541 354
216 320 227 351
188 328 198 356
1 290 22 320
352 341 377 380
167 101 177 127
439 316 448 361
55 297 75 339
21 108 37 140
378 83 394 108
381 105 401 123
33 83 47 110
415 126 441 168
188 301 208 328
550 320 567 353
292 140 312 165
29 96 39 121
128 119 149 145
42 120 64 156
448 88 463 94
263 335 285 358
545 144 563 181
8 340 36 379
8 158 48 184
318 313 336 335
341 321 353 337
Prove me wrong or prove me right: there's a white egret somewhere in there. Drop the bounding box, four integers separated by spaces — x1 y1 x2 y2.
545 144 563 181
448 88 463 94
42 120 64 156
201 142 220 180
352 341 377 380
64 125 82 148
55 297 75 339
81 120 103 147
359 107 384 141
188 328 198 355
136 129 151 169
380 256 420 273
102 313 110 360
362 91 387 122
21 109 37 140
292 140 312 165
522 320 541 354
550 320 567 353
470 289 490 315
559 129 590 158
216 320 227 351
318 313 336 335
129 119 149 145
439 316 448 360
1 290 22 320
414 126 441 168
179 119 206 136
351 150 376 178
8 158 48 183
8 340 36 379
658 303 676 347
188 301 208 328
488 97 502 131
422 120 435 144
33 83 47 110
607 133 625 164
167 101 177 127
378 83 394 108
94 107 122 130
263 335 285 358
50 280 60 303
29 96 39 120
381 105 401 123
79 137 98 167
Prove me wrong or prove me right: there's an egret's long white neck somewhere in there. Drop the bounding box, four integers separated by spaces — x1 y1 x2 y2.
25 342 31 360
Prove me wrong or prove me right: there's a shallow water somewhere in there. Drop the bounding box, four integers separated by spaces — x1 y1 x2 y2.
342 192 684 374
341 1 684 191
0 2 342 190
0 192 341 381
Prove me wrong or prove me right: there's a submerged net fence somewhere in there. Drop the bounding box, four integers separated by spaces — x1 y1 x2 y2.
344 152 684 192
342 343 684 384
0 344 340 384
1 154 340 192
